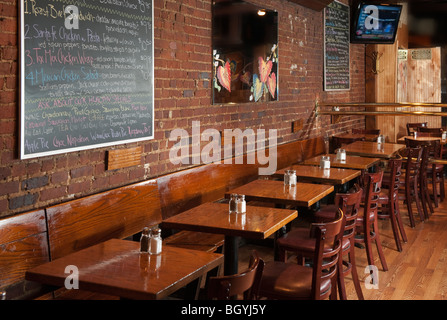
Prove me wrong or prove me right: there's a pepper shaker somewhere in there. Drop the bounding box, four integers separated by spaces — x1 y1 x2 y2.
229 193 238 214
140 227 150 253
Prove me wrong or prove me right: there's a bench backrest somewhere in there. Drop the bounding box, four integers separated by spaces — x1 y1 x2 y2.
157 162 259 219
300 136 325 160
0 210 50 299
46 179 162 260
157 136 324 220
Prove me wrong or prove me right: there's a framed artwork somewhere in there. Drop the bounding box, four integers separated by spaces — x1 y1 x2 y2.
212 0 278 104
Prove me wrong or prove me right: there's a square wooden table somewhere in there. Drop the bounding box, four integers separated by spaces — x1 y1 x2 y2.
272 164 361 185
163 202 298 275
342 141 405 159
225 179 334 208
397 135 447 144
303 154 381 171
25 239 223 300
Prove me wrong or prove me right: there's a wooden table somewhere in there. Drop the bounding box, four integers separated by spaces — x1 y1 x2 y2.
303 154 381 171
273 164 361 185
397 135 447 144
333 132 379 142
163 202 298 276
225 179 334 208
25 239 223 300
342 141 405 159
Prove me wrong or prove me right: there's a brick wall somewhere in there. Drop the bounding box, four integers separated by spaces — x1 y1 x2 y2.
0 0 364 217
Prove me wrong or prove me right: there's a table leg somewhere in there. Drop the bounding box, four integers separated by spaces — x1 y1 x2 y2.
224 235 240 275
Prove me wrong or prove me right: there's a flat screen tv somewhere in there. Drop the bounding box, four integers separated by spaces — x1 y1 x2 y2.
351 3 402 44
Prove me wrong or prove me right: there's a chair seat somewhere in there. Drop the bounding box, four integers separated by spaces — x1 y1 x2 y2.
277 226 350 253
259 261 331 300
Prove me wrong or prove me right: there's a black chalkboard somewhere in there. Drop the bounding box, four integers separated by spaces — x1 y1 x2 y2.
324 1 350 91
20 0 154 159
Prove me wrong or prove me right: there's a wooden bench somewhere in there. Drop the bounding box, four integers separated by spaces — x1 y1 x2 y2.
45 178 225 299
46 179 162 260
0 136 325 299
0 210 51 300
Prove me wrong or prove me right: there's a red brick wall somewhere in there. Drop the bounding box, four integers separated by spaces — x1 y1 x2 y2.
0 0 364 217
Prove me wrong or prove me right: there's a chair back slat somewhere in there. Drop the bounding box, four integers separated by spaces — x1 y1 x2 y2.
311 209 344 299
207 251 264 300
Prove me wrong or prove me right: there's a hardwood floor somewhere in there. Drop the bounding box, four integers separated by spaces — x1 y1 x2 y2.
237 184 447 300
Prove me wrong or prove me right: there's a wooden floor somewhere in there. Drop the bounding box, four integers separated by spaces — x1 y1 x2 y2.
238 183 447 300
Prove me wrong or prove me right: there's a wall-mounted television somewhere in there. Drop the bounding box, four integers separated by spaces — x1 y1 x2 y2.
351 3 402 44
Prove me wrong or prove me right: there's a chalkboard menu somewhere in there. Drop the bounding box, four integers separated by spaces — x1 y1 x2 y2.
20 0 154 159
324 1 350 91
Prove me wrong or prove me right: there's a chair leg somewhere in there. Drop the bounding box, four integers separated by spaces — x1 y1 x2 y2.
432 170 439 207
405 185 416 228
440 174 445 202
395 199 408 243
336 253 346 300
413 180 424 222
419 177 431 220
364 232 375 270
373 219 388 271
278 247 287 263
348 241 364 300
424 177 434 215
388 203 402 252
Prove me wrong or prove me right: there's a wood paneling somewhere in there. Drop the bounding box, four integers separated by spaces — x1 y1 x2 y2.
396 47 442 138
0 210 50 299
46 179 162 259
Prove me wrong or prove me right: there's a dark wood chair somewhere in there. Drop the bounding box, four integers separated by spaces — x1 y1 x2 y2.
417 127 443 134
352 129 381 135
306 188 364 300
378 158 407 252
355 171 388 271
405 138 444 209
413 131 441 138
257 209 343 300
406 122 427 135
419 145 435 218
400 145 424 227
207 251 264 300
275 188 363 300
414 131 447 159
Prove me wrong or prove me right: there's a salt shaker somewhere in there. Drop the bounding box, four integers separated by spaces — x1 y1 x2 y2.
320 156 330 169
149 227 162 255
442 131 447 140
336 149 346 161
377 134 385 144
229 193 238 214
140 227 150 253
237 195 246 214
288 170 297 186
